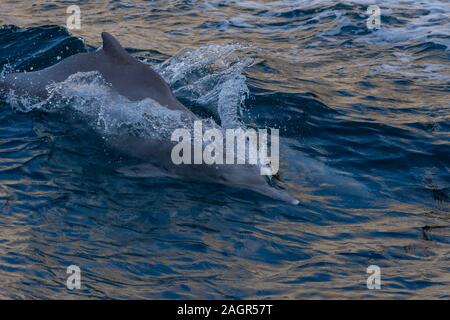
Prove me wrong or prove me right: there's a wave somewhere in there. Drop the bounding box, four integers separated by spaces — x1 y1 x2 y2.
0 25 86 72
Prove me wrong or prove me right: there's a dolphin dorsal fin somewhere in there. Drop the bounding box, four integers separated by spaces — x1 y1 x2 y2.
101 32 131 62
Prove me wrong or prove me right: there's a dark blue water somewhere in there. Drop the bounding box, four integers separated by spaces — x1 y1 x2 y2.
0 1 449 299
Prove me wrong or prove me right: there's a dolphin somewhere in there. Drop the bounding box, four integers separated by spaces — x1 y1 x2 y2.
0 32 299 204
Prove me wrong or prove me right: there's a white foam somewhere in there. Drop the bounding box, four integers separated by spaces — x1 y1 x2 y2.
156 43 252 128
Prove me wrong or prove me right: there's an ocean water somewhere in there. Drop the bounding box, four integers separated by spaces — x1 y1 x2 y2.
0 0 449 299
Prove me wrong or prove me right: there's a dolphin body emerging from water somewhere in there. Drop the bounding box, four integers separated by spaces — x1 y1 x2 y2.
0 32 188 112
0 32 299 204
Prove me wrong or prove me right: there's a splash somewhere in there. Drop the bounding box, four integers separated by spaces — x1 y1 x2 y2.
0 63 14 78
156 44 252 128
5 71 196 141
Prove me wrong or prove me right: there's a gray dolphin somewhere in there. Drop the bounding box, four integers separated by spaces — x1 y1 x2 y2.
0 32 299 204
0 32 188 112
